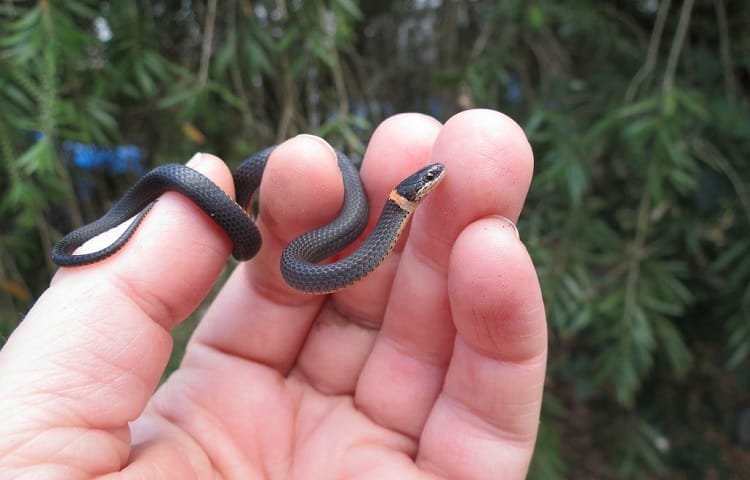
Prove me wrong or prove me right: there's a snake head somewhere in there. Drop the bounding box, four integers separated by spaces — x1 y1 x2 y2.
394 163 446 203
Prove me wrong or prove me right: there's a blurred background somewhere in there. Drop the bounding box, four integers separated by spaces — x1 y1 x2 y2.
1 0 749 477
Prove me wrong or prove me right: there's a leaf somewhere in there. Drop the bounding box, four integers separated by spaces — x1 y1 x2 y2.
15 138 53 175
614 96 660 120
205 81 244 109
157 83 201 109
84 97 118 132
712 238 750 272
181 122 206 144
143 51 173 82
7 7 42 31
621 116 657 141
727 319 750 368
653 318 692 376
565 158 587 206
246 40 273 74
63 0 98 19
2 84 33 111
213 30 236 75
133 61 157 96
334 0 363 19
306 36 334 68
274 26 300 52
674 89 709 121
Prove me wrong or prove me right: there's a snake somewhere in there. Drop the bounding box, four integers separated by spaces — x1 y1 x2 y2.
51 146 446 294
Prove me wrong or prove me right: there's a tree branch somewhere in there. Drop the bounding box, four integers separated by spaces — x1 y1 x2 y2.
713 0 737 99
662 0 695 93
625 0 671 101
198 0 218 87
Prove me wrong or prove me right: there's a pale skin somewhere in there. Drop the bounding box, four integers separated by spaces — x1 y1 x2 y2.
0 109 546 479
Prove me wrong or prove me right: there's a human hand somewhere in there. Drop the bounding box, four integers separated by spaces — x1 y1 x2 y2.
0 109 545 479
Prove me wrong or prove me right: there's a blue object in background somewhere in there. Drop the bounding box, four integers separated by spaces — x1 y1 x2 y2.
62 140 146 175
505 73 523 106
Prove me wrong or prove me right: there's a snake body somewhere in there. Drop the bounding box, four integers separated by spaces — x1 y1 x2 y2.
51 146 445 293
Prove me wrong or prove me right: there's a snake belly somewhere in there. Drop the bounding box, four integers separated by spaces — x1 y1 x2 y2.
281 198 409 293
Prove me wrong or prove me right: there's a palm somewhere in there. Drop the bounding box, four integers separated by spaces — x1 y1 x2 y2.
151 362 422 478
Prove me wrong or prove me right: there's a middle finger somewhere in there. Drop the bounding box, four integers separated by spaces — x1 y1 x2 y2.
292 113 442 394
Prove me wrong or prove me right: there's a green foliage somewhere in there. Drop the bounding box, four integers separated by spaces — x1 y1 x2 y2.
1 0 749 477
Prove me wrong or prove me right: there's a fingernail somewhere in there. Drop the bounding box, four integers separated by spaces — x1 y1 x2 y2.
295 134 336 157
186 152 206 167
490 215 520 240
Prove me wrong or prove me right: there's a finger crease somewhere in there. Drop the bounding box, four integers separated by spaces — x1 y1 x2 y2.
322 300 381 330
440 393 539 447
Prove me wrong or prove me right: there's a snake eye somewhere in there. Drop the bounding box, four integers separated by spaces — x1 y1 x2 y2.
425 171 436 181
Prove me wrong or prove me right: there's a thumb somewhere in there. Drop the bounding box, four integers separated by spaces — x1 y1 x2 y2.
0 153 235 476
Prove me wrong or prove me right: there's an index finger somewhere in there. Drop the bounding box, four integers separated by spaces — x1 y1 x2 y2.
0 153 238 472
